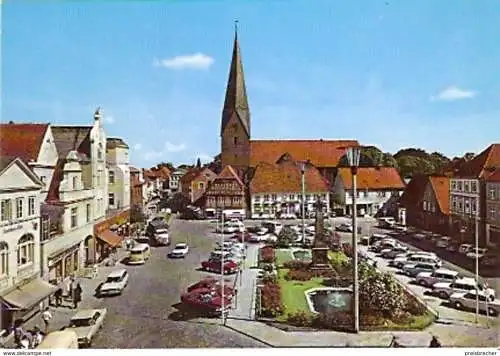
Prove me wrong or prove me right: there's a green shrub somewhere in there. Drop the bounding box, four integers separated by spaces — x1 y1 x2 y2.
286 311 312 327
261 280 282 317
285 269 313 281
283 260 310 270
312 311 352 331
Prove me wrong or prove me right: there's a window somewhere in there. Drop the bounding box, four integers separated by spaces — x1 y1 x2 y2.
490 189 496 200
490 207 496 220
271 194 277 201
464 182 470 192
472 201 477 214
423 201 427 211
40 176 46 184
289 194 295 200
233 137 238 145
1 199 12 221
28 196 35 216
17 234 34 267
452 181 457 190
363 191 368 197
108 193 115 206
86 203 91 223
109 171 115 184
72 176 77 189
458 202 463 210
15 198 23 219
471 182 477 193
71 207 78 228
458 181 463 191
465 200 470 214
0 242 8 277
199 182 205 189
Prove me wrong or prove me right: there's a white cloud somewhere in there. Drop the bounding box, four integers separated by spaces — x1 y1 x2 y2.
103 115 115 124
133 143 142 151
153 53 214 70
143 150 163 161
164 142 186 152
431 86 476 102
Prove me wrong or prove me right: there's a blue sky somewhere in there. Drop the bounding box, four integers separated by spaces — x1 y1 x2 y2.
2 0 499 168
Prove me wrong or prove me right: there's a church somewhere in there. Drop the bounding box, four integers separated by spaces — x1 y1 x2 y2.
197 27 405 219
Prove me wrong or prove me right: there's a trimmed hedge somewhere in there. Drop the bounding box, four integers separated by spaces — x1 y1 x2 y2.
285 269 313 281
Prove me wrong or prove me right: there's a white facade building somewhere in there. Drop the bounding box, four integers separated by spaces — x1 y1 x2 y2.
0 157 56 330
250 192 329 218
106 138 130 212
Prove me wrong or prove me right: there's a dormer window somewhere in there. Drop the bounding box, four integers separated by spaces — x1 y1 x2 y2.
234 137 238 145
72 176 77 189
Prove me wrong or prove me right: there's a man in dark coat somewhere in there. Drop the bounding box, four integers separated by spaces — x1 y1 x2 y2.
73 283 83 309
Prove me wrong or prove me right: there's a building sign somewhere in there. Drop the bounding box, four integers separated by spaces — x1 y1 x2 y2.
94 209 130 235
3 224 23 234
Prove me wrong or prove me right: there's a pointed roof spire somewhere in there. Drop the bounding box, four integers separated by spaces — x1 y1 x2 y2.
221 20 250 137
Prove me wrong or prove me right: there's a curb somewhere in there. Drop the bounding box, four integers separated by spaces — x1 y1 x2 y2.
224 322 276 347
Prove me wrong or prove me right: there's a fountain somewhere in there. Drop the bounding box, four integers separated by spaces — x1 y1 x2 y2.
305 287 353 314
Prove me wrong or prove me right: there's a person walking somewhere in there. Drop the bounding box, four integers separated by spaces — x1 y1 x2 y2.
54 288 63 307
73 283 82 309
41 307 52 334
429 335 442 347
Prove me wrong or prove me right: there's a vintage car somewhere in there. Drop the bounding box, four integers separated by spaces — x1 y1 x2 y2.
187 277 235 299
98 269 129 296
180 288 232 317
450 290 500 316
201 258 239 274
66 309 107 347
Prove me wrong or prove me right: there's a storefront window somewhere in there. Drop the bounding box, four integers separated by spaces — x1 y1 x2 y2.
17 234 34 267
0 242 8 277
65 255 73 278
73 251 79 272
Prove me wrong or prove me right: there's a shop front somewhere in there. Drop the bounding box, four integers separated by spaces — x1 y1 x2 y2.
93 209 129 263
48 243 81 286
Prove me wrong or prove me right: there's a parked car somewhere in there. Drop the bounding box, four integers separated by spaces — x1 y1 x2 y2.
98 269 129 296
66 309 107 347
232 231 252 242
436 236 452 248
402 262 438 277
381 245 409 259
459 244 473 254
179 208 206 220
466 248 488 260
180 289 232 317
415 268 460 288
446 242 460 252
432 277 496 300
187 277 235 299
413 233 426 240
450 290 500 316
371 239 398 253
201 258 239 274
393 224 408 232
281 213 297 219
377 217 396 228
336 223 353 232
169 243 189 258
390 252 439 268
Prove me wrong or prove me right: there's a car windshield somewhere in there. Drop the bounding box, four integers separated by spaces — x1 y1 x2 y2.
70 318 91 327
175 245 186 250
106 276 121 283
130 250 144 256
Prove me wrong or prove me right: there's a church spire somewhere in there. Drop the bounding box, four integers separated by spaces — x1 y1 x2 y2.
221 20 250 137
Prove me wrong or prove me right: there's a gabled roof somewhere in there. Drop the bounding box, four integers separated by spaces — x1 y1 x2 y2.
429 176 450 215
143 169 161 179
250 140 359 167
221 29 250 137
486 169 500 182
45 159 66 202
250 158 329 194
129 166 140 172
0 156 44 186
181 167 216 185
453 144 500 179
51 126 92 158
337 167 405 190
106 137 129 149
0 123 49 162
215 165 244 186
400 175 429 208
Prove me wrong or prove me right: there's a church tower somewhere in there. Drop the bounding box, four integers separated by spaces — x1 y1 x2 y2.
220 23 251 173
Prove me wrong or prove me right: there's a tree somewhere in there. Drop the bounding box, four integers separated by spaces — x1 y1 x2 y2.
361 146 384 166
165 193 190 213
276 226 297 248
381 153 398 168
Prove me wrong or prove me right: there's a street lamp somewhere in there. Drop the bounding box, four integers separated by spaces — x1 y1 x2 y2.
217 207 226 325
299 162 306 245
346 147 361 333
474 202 480 324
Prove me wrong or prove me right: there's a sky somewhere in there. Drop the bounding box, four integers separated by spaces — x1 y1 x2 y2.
2 0 500 168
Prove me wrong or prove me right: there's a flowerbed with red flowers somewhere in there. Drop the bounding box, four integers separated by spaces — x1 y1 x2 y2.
260 246 276 264
260 279 283 317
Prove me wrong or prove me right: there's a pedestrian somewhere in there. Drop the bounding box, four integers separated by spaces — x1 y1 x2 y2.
54 288 63 307
429 335 441 347
41 307 52 334
73 283 82 309
30 326 43 348
13 320 25 348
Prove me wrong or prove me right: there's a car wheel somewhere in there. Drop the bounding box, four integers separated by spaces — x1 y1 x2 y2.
439 291 449 299
418 280 428 287
488 307 497 316
454 301 463 310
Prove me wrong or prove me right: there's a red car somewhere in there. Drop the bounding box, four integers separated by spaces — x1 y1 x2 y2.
187 277 235 299
201 258 239 274
232 231 252 242
180 288 232 316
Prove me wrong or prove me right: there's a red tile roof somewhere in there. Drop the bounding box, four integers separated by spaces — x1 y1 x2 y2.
0 123 49 162
249 139 359 167
216 165 244 187
337 167 405 190
143 169 161 179
400 175 429 208
429 176 450 215
454 144 500 179
250 159 329 194
486 169 500 182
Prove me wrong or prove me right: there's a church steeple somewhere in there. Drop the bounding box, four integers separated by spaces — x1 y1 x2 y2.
221 21 250 137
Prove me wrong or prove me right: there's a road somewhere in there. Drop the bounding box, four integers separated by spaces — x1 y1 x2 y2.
91 218 266 348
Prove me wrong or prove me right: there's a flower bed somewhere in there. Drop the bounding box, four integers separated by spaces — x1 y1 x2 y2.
260 278 283 317
260 246 276 264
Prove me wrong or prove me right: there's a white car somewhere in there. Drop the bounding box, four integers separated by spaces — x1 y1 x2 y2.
256 227 269 236
169 243 189 258
450 290 500 316
67 308 107 347
99 269 129 296
466 248 488 259
380 245 408 259
390 252 439 268
413 233 426 240
436 236 452 248
336 223 353 232
433 277 496 300
402 262 437 277
415 268 460 288
459 244 473 254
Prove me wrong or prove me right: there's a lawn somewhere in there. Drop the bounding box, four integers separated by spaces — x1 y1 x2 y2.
276 268 323 321
328 250 348 266
275 249 294 267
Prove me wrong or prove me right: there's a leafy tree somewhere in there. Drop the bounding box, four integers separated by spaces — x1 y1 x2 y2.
276 226 297 248
394 148 429 160
165 192 190 213
361 146 384 166
381 152 398 168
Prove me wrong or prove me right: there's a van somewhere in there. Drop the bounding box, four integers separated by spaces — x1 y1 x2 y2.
261 221 283 235
38 330 79 349
128 243 151 265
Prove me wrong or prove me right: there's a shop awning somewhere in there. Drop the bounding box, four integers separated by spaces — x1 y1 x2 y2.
96 230 123 248
1 278 58 310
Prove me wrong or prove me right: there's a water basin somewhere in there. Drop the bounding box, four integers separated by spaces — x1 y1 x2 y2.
305 287 353 314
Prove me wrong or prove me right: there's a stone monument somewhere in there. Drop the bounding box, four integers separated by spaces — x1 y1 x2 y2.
310 200 332 271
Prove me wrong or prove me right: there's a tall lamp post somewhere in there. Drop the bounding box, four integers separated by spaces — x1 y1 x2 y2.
300 162 306 245
217 207 226 325
474 206 480 324
347 147 361 333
